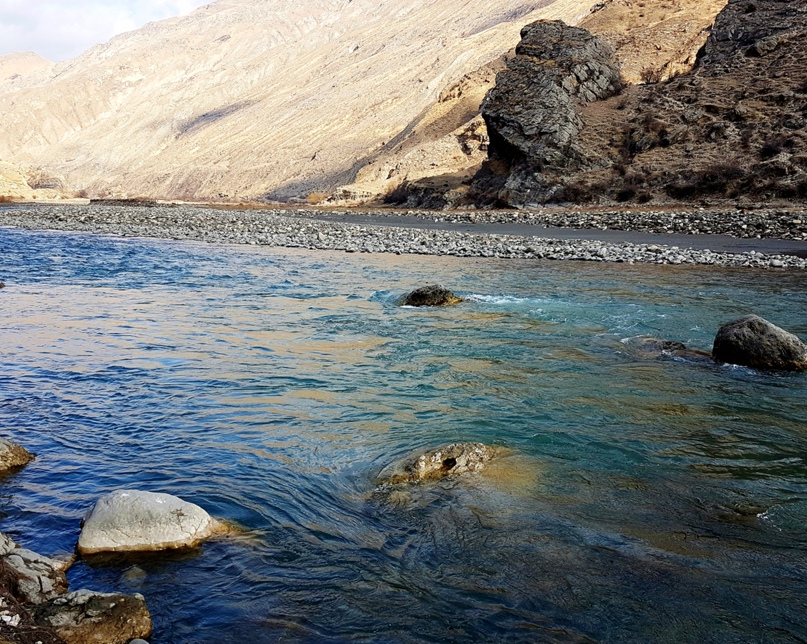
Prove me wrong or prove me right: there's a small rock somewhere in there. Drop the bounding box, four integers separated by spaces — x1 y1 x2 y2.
0 438 34 474
623 336 712 363
4 548 69 604
77 490 225 555
377 442 497 485
713 315 807 371
401 284 463 307
35 589 152 644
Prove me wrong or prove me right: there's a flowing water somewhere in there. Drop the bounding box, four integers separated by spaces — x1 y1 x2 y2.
1 226 806 643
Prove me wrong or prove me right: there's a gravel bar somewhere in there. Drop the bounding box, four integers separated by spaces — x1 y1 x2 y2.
1 204 806 269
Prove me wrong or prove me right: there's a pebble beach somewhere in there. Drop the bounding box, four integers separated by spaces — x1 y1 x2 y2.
2 203 807 268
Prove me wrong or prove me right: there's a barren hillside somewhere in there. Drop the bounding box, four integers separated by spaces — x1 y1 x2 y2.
0 0 601 202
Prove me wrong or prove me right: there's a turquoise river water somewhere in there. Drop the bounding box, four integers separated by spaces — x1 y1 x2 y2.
1 227 806 643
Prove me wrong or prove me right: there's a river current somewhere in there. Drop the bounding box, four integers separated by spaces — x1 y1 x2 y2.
1 227 806 643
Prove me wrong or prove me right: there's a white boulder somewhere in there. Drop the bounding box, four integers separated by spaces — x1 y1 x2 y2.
77 490 223 555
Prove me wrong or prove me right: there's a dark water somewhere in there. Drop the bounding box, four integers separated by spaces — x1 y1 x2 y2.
1 227 806 643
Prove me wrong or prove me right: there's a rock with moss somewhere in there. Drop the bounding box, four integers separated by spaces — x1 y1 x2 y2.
377 442 497 485
713 315 807 371
401 284 463 307
0 438 34 474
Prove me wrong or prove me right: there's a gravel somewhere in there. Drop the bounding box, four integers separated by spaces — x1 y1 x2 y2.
1 203 806 269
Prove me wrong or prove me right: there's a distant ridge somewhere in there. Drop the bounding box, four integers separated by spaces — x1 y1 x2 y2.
0 0 598 202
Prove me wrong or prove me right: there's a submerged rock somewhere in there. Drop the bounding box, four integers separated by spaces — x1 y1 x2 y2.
0 437 34 473
77 490 224 555
623 336 713 362
377 442 496 485
35 589 152 644
712 315 807 371
401 284 463 307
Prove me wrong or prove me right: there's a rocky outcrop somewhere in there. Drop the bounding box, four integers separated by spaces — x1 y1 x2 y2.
0 531 151 644
35 590 151 644
474 0 807 207
473 20 623 206
400 285 463 307
77 490 224 555
712 315 807 371
0 439 34 474
377 443 497 485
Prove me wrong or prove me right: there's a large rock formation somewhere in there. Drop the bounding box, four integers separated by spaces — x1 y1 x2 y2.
712 315 807 371
472 0 807 207
78 490 225 554
473 20 623 206
0 0 601 202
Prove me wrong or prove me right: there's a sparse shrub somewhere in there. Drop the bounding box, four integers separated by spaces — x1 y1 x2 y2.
640 66 663 84
637 191 653 204
797 180 807 198
306 192 329 205
616 186 637 202
760 136 795 160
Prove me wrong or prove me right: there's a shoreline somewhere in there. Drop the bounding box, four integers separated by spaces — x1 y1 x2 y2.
2 203 807 268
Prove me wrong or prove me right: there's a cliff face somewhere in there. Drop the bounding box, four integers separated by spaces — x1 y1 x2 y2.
0 0 601 202
475 0 807 207
473 21 622 206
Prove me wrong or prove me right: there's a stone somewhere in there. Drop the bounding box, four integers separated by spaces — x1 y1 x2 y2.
4 548 68 605
623 337 713 362
712 315 807 371
0 438 34 473
77 490 224 555
35 589 152 644
401 284 463 307
377 442 497 485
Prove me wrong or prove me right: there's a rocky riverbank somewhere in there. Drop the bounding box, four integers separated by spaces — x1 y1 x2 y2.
1 204 806 268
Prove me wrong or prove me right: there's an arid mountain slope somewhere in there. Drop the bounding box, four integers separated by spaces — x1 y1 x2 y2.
0 0 601 201
0 52 53 82
366 0 727 207
474 0 807 207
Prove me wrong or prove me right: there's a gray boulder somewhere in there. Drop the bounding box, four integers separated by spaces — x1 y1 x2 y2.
377 442 496 485
401 284 463 307
35 589 152 644
0 437 34 473
77 490 224 555
712 315 807 371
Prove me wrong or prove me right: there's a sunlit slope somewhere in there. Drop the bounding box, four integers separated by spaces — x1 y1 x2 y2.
0 0 599 201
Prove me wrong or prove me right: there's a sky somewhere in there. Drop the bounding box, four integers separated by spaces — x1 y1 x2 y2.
0 0 211 62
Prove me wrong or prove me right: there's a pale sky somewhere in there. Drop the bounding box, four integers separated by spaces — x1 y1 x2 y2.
0 0 211 62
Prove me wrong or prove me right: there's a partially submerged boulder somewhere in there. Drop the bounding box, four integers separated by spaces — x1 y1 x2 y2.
0 438 34 473
35 589 152 644
623 337 712 362
401 284 463 307
377 442 496 485
712 315 807 371
77 490 225 555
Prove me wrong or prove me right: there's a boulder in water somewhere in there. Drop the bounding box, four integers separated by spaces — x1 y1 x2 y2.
0 437 34 473
623 337 712 363
77 490 225 555
712 315 807 371
401 284 463 307
377 442 496 485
